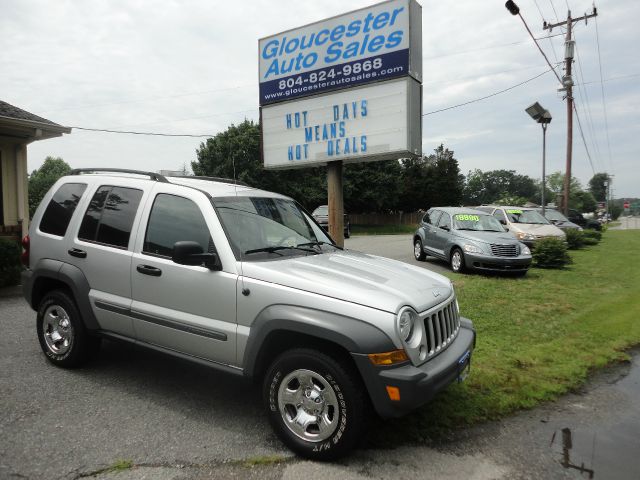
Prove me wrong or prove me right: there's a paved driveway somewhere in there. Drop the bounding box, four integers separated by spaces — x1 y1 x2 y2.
345 234 451 275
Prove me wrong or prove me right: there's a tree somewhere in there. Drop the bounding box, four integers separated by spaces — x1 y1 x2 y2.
463 169 537 205
192 120 325 210
344 160 401 212
588 172 609 202
399 144 463 211
28 156 72 216
546 171 582 199
572 191 597 213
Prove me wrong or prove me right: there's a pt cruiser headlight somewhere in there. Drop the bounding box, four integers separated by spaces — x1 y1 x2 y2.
516 232 536 241
397 306 418 342
463 243 482 254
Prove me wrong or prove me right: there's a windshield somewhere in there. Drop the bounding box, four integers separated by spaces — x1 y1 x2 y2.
453 213 505 232
313 206 328 216
213 196 333 260
505 209 550 224
543 210 569 222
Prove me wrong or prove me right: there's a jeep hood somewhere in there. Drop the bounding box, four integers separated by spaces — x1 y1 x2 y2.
240 249 452 314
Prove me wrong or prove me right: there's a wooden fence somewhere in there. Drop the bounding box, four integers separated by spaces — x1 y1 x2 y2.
349 211 422 226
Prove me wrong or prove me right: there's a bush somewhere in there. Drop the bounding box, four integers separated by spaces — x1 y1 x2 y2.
583 236 599 246
582 229 602 242
0 238 22 287
532 237 572 269
564 229 584 249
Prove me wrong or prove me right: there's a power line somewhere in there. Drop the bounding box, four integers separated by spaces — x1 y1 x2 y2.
573 38 603 171
70 126 215 138
423 67 556 116
595 14 614 174
532 0 560 62
572 102 596 175
577 72 640 86
516 10 563 83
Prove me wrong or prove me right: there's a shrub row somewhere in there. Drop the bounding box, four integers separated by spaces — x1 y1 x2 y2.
0 238 21 287
533 228 603 269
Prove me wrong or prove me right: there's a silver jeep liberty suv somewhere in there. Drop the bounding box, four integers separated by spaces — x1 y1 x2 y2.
22 169 475 460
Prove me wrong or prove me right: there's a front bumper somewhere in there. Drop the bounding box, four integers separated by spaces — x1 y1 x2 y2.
352 318 476 419
464 252 531 272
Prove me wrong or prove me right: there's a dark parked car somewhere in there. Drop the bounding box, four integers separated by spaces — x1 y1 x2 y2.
413 207 532 274
536 208 582 232
567 208 602 231
312 205 351 238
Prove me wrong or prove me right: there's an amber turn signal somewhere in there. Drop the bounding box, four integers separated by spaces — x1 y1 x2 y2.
386 386 401 401
368 349 409 366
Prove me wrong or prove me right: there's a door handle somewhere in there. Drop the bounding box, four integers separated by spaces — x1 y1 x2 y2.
136 264 162 277
68 248 87 258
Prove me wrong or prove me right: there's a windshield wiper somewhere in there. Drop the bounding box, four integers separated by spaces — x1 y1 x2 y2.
244 245 318 255
298 241 343 251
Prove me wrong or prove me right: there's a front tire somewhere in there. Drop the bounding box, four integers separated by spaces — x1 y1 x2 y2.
414 238 426 261
263 348 367 460
450 248 466 273
36 290 100 368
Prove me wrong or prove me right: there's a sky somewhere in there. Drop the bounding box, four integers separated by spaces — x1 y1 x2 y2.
2 0 638 198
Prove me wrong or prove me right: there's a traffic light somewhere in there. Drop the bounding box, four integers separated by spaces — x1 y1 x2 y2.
505 0 520 15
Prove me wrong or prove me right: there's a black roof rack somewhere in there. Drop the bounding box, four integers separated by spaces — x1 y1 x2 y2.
70 168 169 183
168 175 249 187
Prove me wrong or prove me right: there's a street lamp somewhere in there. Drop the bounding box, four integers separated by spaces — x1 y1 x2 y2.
526 102 552 215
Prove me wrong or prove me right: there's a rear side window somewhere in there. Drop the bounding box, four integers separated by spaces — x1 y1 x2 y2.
143 194 211 257
78 186 143 249
425 210 442 225
438 213 451 229
493 210 507 223
39 183 87 236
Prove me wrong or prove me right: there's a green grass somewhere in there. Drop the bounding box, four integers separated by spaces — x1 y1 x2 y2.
386 230 640 440
351 224 416 235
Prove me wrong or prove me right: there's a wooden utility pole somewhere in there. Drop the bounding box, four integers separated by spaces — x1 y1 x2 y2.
327 161 344 247
544 7 597 215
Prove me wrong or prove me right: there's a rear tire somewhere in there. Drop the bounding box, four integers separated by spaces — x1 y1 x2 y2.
450 248 466 273
414 238 426 261
263 348 367 460
36 290 100 368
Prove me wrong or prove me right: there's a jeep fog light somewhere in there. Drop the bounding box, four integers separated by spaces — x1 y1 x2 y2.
398 307 417 342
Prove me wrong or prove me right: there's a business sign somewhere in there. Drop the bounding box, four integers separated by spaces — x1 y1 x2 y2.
258 0 422 105
262 77 421 169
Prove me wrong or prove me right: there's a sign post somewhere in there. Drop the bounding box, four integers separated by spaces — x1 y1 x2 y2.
259 0 422 245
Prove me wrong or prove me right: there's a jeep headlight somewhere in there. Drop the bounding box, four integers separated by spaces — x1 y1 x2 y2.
516 232 535 241
463 243 482 254
521 244 531 255
397 306 418 342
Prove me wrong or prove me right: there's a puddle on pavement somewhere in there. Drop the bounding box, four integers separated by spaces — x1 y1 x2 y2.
549 355 640 479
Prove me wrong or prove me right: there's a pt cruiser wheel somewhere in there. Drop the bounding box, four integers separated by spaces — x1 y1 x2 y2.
36 290 100 368
450 248 466 273
264 348 367 460
414 238 426 261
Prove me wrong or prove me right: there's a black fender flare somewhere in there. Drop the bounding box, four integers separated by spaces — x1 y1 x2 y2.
25 259 100 330
242 304 396 378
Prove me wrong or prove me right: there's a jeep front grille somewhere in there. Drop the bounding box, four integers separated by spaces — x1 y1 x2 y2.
490 243 518 257
423 297 460 357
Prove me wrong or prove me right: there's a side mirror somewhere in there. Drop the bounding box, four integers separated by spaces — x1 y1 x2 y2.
172 241 222 270
504 227 509 231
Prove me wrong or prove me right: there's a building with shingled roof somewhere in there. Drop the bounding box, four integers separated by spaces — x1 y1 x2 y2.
0 100 71 238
